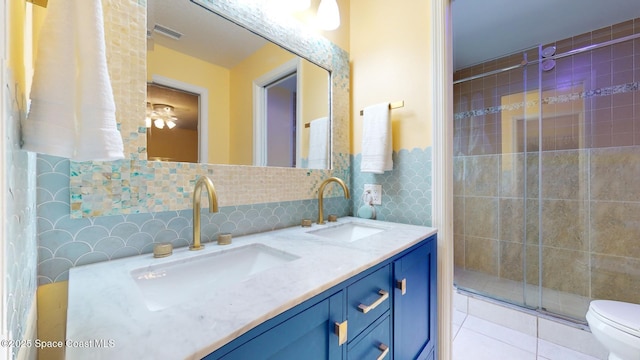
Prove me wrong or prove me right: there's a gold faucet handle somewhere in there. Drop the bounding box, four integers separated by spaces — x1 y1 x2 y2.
328 214 338 222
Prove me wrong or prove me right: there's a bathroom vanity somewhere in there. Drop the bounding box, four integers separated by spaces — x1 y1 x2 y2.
65 218 437 359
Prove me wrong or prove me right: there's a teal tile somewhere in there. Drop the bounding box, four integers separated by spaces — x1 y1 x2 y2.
94 237 127 257
40 230 73 253
75 226 110 247
55 242 93 263
75 251 110 267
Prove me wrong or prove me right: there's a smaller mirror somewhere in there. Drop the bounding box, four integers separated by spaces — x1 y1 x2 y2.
146 0 331 168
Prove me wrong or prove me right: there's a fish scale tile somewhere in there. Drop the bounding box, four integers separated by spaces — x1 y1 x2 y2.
36 155 351 284
352 147 433 226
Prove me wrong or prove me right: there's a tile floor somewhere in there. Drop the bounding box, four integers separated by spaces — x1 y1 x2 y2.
452 291 609 360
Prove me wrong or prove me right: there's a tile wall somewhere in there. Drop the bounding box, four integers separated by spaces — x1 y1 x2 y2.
351 147 433 227
4 74 37 358
37 154 350 284
453 18 640 319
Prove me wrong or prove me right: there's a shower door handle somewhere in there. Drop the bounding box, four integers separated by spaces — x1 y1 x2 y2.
397 278 406 295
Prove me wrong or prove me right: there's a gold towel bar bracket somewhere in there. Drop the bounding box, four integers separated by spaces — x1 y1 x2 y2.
27 0 48 8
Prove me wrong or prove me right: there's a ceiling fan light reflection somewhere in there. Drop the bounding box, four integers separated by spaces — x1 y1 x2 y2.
145 117 152 128
154 118 165 129
166 120 177 129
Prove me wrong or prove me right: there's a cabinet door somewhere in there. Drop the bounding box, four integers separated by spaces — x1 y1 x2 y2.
210 291 344 360
393 237 437 360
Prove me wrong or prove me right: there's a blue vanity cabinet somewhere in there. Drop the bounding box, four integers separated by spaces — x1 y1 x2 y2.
204 234 437 360
393 237 437 360
207 291 345 360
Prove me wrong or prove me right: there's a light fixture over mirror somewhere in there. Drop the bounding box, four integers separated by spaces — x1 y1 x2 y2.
317 0 340 31
147 0 331 168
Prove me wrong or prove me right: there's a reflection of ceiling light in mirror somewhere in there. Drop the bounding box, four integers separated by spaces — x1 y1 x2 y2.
153 118 165 129
147 103 179 129
317 0 340 31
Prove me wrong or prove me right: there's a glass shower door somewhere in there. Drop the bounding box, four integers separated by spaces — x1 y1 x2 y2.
453 47 542 311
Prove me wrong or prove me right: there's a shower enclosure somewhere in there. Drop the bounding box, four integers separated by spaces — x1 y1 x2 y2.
453 19 640 322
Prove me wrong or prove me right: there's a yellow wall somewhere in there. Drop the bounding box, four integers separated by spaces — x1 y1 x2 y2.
349 0 432 154
147 44 230 164
229 42 296 164
300 59 330 158
9 0 26 94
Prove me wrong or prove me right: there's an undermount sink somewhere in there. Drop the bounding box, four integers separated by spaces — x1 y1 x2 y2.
131 243 299 311
307 221 389 242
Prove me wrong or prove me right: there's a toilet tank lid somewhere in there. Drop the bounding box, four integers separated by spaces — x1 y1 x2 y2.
590 300 640 333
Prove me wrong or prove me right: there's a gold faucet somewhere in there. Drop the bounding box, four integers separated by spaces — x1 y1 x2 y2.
191 176 219 250
317 177 350 225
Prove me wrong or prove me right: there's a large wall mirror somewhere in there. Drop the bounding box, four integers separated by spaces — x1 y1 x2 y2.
147 0 331 169
69 0 349 218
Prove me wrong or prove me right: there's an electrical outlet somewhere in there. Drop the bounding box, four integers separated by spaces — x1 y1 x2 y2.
363 184 382 205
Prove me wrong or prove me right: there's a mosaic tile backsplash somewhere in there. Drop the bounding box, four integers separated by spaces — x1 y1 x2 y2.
38 155 350 284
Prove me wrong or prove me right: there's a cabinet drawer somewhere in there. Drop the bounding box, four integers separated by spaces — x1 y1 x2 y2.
347 264 391 340
347 315 391 360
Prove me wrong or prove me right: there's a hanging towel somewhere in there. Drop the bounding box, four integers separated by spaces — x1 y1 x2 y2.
307 117 329 169
22 0 124 161
361 102 392 173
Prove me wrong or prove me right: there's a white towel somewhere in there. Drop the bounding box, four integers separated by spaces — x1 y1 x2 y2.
361 102 392 173
22 0 124 161
307 117 329 169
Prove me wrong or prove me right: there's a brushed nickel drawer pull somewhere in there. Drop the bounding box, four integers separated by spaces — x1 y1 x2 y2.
376 343 389 360
397 278 407 295
357 290 389 313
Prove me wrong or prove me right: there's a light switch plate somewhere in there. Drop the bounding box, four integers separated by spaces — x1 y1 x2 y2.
363 184 382 205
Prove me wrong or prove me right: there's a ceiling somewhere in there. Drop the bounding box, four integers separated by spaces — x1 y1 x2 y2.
147 0 267 69
452 0 640 70
146 0 640 128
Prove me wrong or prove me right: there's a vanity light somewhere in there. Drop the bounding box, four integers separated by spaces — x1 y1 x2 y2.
316 0 340 31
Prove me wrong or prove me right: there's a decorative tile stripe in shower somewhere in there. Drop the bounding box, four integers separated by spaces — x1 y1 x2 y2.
454 81 640 120
351 147 433 227
38 154 351 284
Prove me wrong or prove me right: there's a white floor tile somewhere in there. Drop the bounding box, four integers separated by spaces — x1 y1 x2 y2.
463 315 537 354
537 339 604 360
453 327 536 360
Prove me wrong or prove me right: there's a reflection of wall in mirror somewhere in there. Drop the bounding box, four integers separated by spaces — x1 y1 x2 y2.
147 44 231 164
230 42 296 165
300 59 330 160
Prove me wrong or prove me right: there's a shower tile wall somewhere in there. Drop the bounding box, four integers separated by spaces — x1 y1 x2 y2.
453 18 640 319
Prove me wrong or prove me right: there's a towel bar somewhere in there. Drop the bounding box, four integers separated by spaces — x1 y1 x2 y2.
359 100 404 116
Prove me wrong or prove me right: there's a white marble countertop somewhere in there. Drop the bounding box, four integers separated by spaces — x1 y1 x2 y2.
66 217 437 360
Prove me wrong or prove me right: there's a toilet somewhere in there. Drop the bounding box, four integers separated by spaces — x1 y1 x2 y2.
586 300 640 360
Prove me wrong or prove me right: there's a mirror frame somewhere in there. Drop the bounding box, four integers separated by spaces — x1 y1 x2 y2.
68 0 349 218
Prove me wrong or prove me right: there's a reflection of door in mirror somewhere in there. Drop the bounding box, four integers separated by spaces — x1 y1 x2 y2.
146 84 199 163
266 73 297 167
